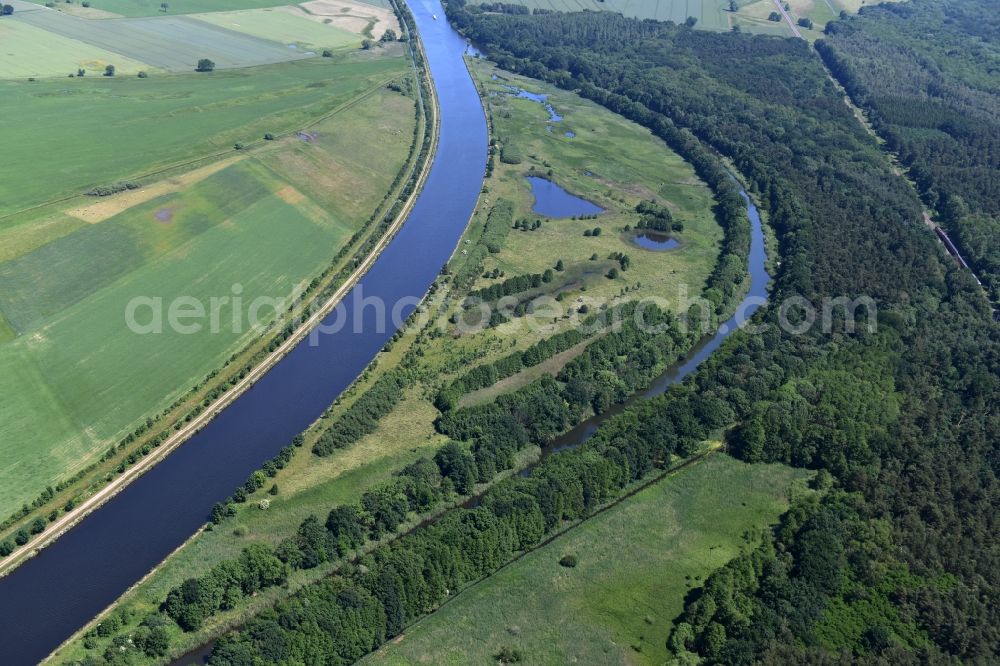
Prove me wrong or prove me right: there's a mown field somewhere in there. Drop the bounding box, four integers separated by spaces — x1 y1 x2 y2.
191 7 360 50
0 49 416 517
364 455 813 665
0 53 403 217
466 0 890 37
0 18 154 78
52 56 728 664
11 6 312 72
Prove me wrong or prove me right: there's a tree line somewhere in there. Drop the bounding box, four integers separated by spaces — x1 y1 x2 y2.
817 0 1000 302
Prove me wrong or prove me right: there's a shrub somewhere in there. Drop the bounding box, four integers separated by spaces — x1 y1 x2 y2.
195 58 215 72
559 554 578 568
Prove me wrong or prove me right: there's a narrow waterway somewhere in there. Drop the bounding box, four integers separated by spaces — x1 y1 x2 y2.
0 1 487 663
545 188 769 453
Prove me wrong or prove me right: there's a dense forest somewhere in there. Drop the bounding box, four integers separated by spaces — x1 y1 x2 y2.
817 0 1000 301
445 3 1000 662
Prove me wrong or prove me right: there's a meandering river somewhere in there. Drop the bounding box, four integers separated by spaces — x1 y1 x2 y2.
0 2 770 662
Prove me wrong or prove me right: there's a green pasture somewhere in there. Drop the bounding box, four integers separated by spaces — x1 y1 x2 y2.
26 0 391 18
0 19 154 78
0 84 415 517
20 0 288 18
192 8 361 50
0 53 406 218
365 455 812 666
11 8 311 72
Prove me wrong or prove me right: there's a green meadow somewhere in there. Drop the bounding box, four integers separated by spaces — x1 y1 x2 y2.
365 456 813 666
0 55 416 516
0 19 153 78
192 8 362 50
35 0 391 18
0 53 404 218
466 61 723 326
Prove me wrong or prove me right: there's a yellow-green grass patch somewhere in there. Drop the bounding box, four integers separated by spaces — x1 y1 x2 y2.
364 456 813 666
191 7 361 51
0 19 153 79
0 53 407 217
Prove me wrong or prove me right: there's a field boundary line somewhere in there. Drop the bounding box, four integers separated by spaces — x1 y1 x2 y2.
0 44 441 583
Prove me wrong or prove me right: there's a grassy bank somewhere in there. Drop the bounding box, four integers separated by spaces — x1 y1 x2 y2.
364 455 813 665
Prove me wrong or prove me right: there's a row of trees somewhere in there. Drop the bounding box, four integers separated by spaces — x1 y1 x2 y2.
199 368 726 664
435 321 592 410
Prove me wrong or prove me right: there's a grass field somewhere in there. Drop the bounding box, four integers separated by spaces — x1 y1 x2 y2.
191 7 361 50
0 65 416 516
11 6 312 72
0 53 404 217
24 0 391 18
365 456 813 666
0 18 154 78
466 0 886 37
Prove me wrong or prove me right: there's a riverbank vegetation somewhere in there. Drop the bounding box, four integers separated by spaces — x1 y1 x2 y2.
442 4 1000 663
49 50 733 665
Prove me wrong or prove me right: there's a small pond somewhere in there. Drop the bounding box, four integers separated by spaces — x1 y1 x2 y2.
501 84 563 122
631 231 680 251
526 176 604 218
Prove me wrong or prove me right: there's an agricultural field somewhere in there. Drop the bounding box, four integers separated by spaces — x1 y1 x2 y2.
0 47 417 517
191 7 362 50
0 53 405 216
364 455 813 665
465 0 893 36
0 18 153 78
19 0 391 19
10 5 313 71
